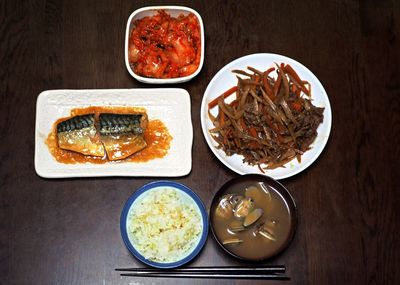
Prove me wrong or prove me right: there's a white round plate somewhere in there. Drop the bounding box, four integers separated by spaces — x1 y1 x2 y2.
200 53 332 179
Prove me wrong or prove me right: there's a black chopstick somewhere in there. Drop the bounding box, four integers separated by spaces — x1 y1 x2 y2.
115 265 286 273
120 272 289 280
116 266 288 280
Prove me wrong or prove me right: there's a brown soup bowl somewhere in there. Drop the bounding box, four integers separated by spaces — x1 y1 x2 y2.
209 174 297 261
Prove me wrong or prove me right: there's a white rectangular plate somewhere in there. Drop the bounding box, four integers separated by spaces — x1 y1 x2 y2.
35 89 193 178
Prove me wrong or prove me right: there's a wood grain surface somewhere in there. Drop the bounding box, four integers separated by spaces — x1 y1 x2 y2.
1 0 399 284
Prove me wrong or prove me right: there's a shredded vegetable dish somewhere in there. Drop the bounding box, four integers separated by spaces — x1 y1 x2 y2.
208 63 324 172
128 10 201 78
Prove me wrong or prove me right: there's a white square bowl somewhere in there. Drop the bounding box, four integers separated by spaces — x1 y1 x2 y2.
125 6 204 84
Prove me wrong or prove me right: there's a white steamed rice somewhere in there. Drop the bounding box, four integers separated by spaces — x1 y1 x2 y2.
127 187 203 263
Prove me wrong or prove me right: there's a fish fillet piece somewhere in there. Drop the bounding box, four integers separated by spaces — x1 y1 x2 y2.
99 113 148 160
57 114 105 156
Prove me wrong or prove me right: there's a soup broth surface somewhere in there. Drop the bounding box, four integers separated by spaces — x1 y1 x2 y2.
212 180 293 260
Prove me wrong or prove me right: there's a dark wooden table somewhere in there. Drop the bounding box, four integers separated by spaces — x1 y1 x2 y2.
1 0 399 284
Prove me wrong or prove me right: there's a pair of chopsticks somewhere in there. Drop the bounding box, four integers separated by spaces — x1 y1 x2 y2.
116 265 289 280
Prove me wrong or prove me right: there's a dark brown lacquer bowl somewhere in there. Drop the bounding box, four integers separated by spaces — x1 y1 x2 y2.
210 174 297 261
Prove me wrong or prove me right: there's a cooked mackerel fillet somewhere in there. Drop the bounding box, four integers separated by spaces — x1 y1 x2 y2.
99 113 148 160
56 112 148 160
56 114 105 157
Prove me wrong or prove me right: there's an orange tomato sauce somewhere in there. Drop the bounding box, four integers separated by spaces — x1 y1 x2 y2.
46 106 172 164
128 10 201 78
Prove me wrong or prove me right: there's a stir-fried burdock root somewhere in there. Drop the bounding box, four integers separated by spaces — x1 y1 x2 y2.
208 63 324 171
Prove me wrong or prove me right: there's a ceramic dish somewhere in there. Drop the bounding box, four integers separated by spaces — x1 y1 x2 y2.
120 181 208 268
200 53 332 179
125 6 204 84
209 174 297 261
34 88 192 178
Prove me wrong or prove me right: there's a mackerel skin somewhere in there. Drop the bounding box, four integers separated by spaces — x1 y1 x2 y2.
56 114 105 157
99 113 148 160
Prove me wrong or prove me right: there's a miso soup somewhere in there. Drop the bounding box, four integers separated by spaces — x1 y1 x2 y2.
211 177 296 260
